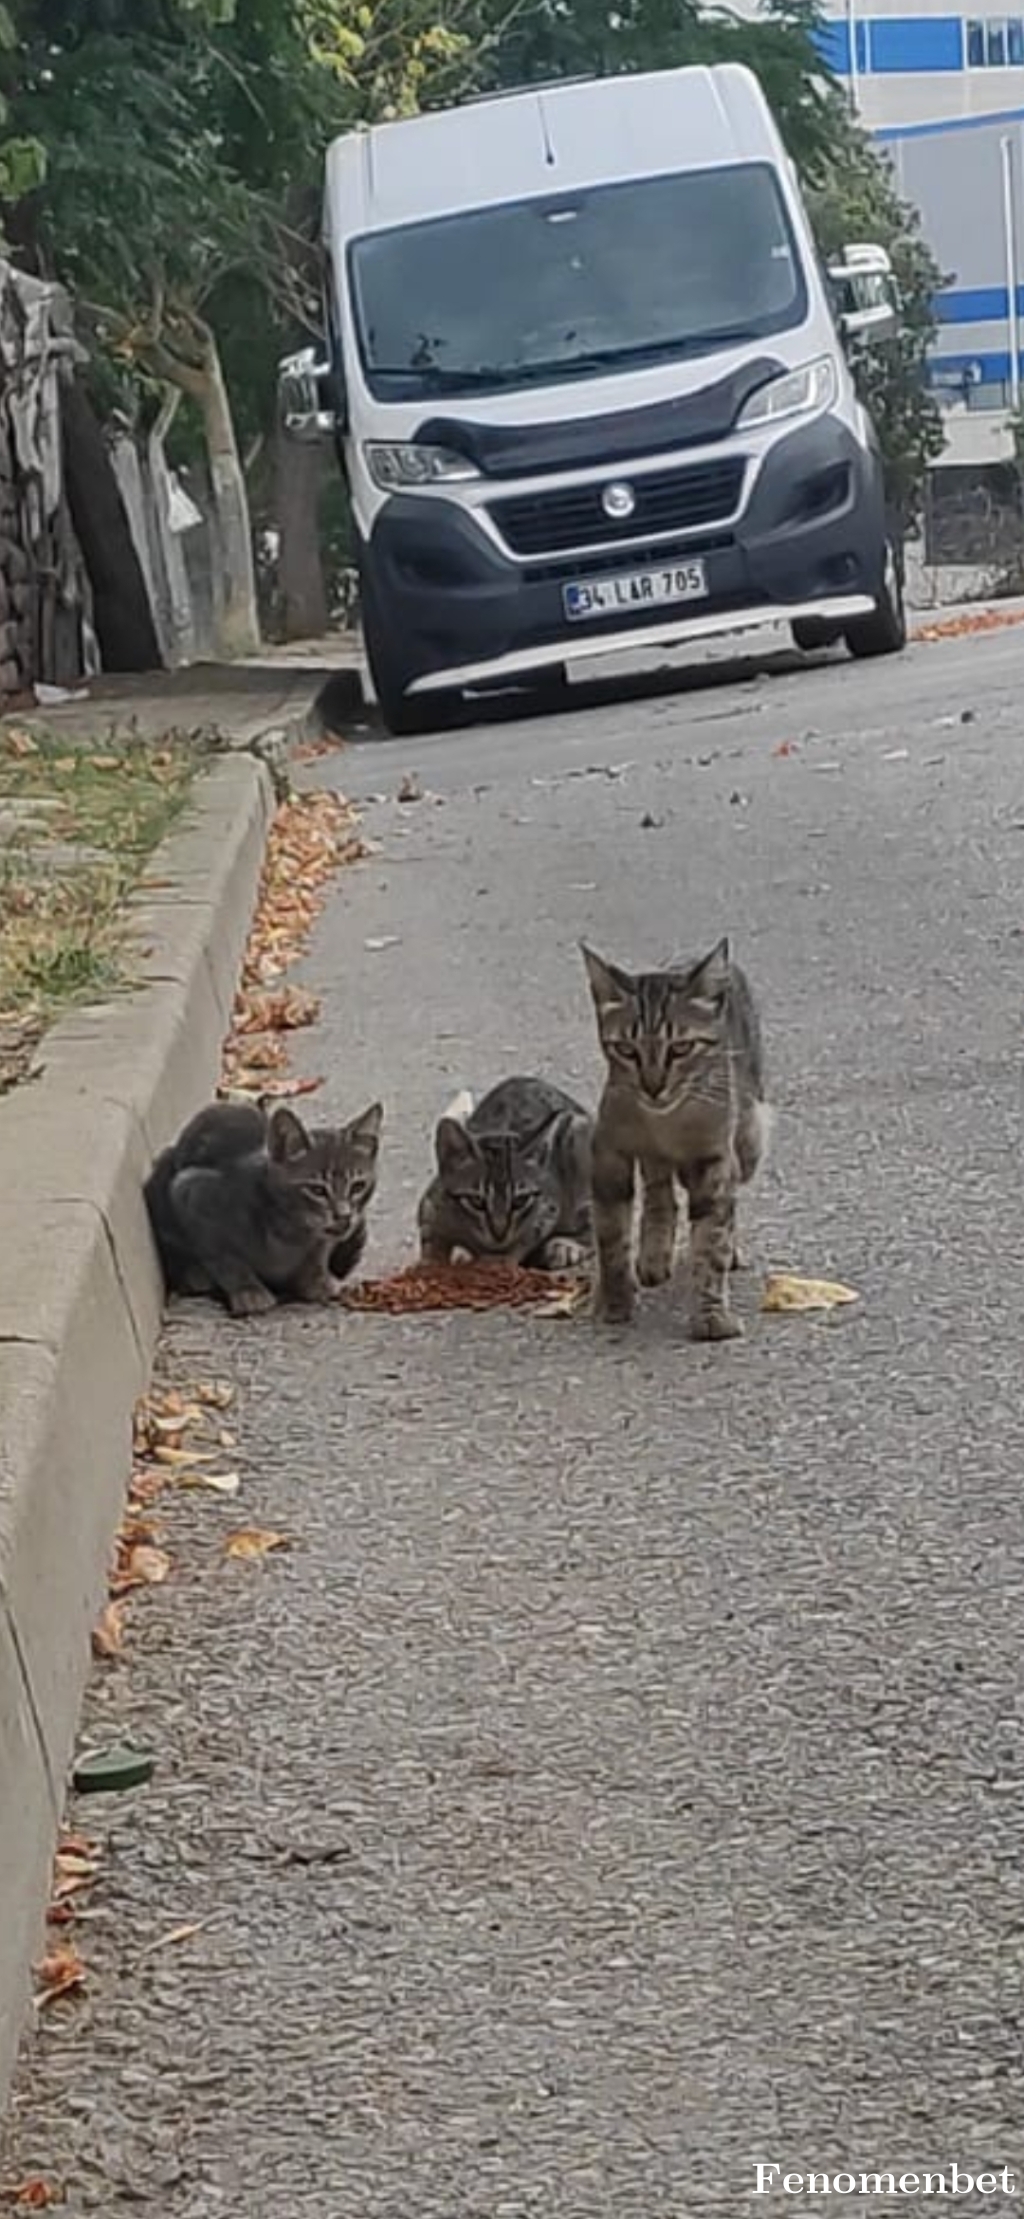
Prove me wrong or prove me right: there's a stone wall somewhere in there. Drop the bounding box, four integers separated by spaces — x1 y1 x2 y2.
0 261 96 700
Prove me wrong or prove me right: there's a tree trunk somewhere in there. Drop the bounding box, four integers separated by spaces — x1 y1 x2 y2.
274 424 329 641
60 376 163 674
195 335 260 659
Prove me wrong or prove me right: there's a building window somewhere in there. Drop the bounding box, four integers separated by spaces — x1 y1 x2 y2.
966 13 1024 60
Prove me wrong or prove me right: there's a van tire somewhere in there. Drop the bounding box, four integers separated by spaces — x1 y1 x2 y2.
360 577 464 737
791 617 839 653
844 536 907 661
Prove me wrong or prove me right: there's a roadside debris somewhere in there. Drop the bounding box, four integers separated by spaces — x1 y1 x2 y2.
762 1272 859 1314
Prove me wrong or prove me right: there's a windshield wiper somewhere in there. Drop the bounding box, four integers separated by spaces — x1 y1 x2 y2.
370 327 763 392
371 364 519 390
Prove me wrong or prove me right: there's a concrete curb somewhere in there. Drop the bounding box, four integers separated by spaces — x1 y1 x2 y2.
0 754 273 2105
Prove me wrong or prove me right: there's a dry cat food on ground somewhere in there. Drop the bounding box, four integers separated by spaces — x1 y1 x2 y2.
340 1260 582 1314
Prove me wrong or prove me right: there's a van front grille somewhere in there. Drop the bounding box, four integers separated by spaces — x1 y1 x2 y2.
488 457 746 556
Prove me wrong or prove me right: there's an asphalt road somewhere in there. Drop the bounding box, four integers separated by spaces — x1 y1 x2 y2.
4 630 1024 2216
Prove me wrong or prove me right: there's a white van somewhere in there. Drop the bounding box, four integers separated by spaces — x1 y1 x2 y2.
281 64 904 736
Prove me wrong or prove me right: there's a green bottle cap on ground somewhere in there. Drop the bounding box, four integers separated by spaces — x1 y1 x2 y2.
72 1745 157 1795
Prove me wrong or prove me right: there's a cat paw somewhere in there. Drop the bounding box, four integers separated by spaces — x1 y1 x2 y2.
637 1242 675 1288
228 1285 277 1318
689 1307 743 1343
591 1280 636 1326
539 1237 587 1272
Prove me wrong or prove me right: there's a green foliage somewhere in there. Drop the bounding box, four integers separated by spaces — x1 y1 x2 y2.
804 119 945 529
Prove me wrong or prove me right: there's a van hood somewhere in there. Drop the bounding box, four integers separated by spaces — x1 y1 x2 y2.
352 333 819 467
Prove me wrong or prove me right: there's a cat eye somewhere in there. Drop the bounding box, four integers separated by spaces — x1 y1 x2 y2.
461 1195 487 1213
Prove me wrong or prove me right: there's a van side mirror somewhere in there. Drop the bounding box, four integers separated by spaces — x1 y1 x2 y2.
278 346 343 441
827 242 900 345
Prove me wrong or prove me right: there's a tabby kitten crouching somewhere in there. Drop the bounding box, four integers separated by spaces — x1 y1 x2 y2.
582 938 767 1339
418 1075 593 1269
145 1098 383 1316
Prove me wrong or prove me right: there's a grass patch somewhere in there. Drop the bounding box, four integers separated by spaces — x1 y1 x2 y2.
0 729 203 1091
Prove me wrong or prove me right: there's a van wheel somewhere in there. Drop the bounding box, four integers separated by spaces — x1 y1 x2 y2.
361 581 464 737
791 617 839 653
844 538 907 660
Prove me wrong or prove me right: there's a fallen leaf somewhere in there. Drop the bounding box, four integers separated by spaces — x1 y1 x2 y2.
538 1281 590 1317
2 728 38 758
57 1833 96 1861
762 1272 859 1314
33 1946 86 2009
153 1445 217 1467
176 1468 241 1497
773 739 797 758
51 1846 100 1903
87 755 120 771
91 1602 126 1658
0 2179 65 2207
111 1542 171 1594
136 1920 206 1960
243 1074 324 1099
196 1380 235 1409
224 1528 292 1561
234 985 321 1034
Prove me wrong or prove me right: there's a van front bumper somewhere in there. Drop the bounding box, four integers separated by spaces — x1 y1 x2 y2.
362 415 887 696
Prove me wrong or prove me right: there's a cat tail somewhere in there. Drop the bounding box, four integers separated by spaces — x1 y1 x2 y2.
441 1088 474 1123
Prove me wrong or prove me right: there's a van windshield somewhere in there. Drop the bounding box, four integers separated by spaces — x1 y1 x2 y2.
348 163 806 401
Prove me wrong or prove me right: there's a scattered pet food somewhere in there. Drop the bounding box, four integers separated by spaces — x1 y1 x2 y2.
340 1260 583 1315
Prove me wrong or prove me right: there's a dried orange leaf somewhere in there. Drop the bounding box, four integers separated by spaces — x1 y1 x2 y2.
224 1528 292 1561
762 1272 859 1314
112 1542 171 1593
91 1602 126 1658
137 1920 206 1960
2 727 38 758
0 2179 65 2207
176 1468 240 1497
196 1380 235 1409
33 1946 86 2009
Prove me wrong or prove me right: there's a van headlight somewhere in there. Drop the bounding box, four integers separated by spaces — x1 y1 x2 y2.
737 357 838 429
365 442 479 489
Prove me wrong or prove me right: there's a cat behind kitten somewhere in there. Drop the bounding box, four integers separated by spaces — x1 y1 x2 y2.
582 937 767 1338
145 1096 382 1316
418 1075 593 1269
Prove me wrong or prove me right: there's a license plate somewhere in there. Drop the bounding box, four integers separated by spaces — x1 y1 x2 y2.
563 560 708 623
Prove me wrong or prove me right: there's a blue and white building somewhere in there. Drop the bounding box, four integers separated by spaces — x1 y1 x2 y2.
815 3 1024 482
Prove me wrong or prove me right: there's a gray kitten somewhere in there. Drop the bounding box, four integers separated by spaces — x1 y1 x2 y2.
581 938 767 1338
145 1097 383 1316
418 1075 593 1270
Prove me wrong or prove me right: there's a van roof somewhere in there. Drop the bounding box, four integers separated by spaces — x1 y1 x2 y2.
324 64 782 237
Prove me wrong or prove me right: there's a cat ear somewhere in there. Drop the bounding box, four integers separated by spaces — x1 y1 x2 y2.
580 943 633 1015
685 937 732 1011
268 1107 310 1162
436 1116 478 1174
346 1101 384 1152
